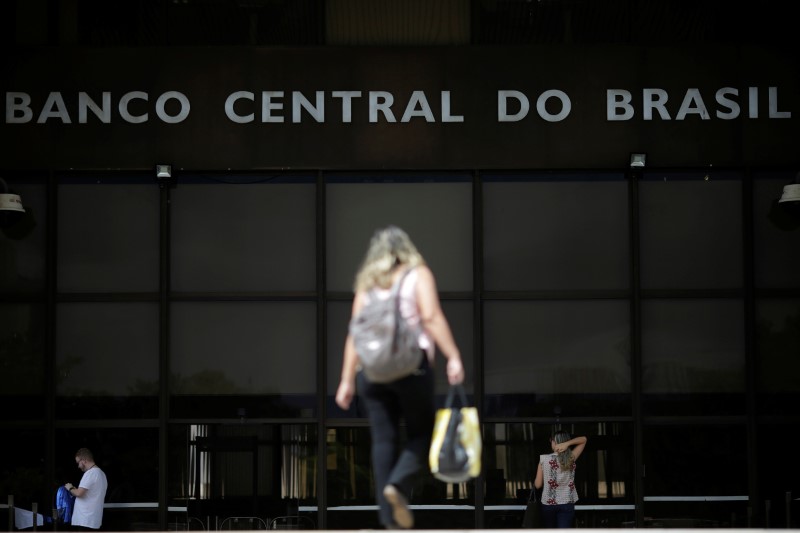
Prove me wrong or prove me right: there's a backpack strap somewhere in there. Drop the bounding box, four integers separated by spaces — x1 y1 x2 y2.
392 266 415 296
390 266 416 352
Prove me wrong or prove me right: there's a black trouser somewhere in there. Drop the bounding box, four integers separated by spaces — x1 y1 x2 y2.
357 357 435 527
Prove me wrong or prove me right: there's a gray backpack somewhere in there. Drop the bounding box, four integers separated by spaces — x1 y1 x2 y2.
349 267 424 383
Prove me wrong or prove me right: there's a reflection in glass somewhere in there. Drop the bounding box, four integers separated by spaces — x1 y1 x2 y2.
325 178 472 292
57 177 159 292
756 423 800 528
483 174 629 291
641 299 744 415
56 302 159 396
483 300 630 417
755 299 800 414
0 304 45 408
642 424 747 526
0 428 46 506
644 424 747 495
169 424 317 526
171 176 316 292
640 172 742 290
170 302 316 418
171 302 316 395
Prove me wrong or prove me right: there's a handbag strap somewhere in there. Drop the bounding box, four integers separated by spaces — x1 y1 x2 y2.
444 383 469 408
527 487 538 503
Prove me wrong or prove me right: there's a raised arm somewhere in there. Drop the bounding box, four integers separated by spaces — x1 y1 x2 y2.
553 435 588 461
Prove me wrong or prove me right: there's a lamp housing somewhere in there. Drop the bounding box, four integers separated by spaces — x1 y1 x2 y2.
156 165 172 179
630 153 646 168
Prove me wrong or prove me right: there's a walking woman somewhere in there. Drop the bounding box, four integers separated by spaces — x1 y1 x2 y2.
335 225 465 529
534 431 588 528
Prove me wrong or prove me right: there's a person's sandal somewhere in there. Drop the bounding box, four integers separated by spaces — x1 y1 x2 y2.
383 484 413 529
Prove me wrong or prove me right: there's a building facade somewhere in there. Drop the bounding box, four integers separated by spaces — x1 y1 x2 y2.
1 1 799 530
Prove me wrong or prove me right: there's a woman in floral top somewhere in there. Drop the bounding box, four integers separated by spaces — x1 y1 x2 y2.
534 431 588 528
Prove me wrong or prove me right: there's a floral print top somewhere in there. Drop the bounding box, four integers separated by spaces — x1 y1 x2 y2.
539 453 579 505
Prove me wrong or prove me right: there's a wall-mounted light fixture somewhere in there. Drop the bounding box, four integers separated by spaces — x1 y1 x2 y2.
0 177 25 215
0 177 36 239
630 153 646 168
778 172 800 206
156 164 176 189
156 164 172 179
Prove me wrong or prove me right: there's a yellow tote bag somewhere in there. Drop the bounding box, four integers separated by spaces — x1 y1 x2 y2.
429 384 482 483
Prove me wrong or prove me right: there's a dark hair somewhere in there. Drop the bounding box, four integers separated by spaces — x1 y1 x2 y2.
75 448 94 461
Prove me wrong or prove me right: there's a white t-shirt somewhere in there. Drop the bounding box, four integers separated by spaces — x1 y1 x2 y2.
72 466 108 529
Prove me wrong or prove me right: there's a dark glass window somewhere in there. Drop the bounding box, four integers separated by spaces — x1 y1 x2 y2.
756 423 800 529
483 172 629 291
642 424 748 527
640 171 742 290
0 303 45 419
170 301 317 419
641 299 745 416
0 427 46 509
325 173 473 293
171 174 317 293
170 423 317 529
56 302 159 419
484 300 631 417
57 175 159 293
755 299 800 415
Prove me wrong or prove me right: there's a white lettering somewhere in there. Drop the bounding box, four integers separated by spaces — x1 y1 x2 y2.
155 91 190 123
119 91 148 123
262 91 284 123
749 87 758 118
5 92 33 123
332 91 362 123
78 92 111 123
769 86 790 118
38 93 71 123
643 89 670 120
675 88 709 120
225 91 255 123
441 91 464 123
293 91 324 123
607 90 634 121
401 91 435 122
369 92 396 122
716 88 739 119
498 90 529 122
536 90 570 122
3 86 790 126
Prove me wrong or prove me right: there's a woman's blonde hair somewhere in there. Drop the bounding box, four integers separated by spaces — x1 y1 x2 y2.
354 226 426 292
553 431 575 471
